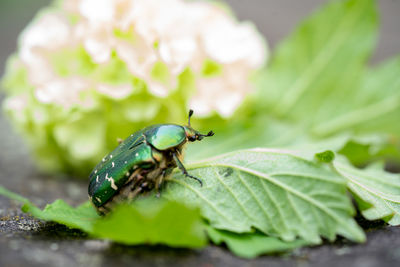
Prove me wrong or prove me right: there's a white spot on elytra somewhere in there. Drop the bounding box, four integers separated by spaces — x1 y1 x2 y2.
135 153 139 157
125 172 130 177
96 175 99 182
96 197 101 203
112 162 115 168
110 154 113 158
94 169 97 174
105 173 118 190
102 157 106 162
124 161 128 164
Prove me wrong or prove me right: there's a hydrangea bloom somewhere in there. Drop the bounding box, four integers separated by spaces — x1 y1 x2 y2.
2 0 267 176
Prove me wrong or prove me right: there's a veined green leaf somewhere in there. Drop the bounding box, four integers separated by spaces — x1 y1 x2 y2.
256 0 377 120
254 0 399 141
313 56 400 137
335 160 400 225
206 226 309 258
165 148 365 243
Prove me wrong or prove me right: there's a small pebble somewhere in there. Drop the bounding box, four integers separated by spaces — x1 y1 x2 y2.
84 240 110 251
9 240 19 250
335 247 351 256
50 243 59 251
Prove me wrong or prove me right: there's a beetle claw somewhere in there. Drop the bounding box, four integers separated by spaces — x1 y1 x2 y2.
186 174 203 187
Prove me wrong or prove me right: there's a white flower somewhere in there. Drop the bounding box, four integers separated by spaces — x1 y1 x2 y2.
191 63 252 118
3 94 28 112
202 19 266 67
10 0 267 114
83 26 113 63
34 77 89 108
116 36 157 79
19 13 71 85
97 83 133 100
159 37 197 75
79 0 115 23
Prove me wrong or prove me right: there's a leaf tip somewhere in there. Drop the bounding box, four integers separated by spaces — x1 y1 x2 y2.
315 150 335 163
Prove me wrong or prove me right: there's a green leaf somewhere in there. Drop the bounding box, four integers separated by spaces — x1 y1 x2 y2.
338 135 400 167
254 0 399 142
206 226 309 258
26 200 100 233
92 199 207 248
315 150 335 163
334 160 400 225
312 56 400 137
256 0 377 121
165 148 365 243
0 186 207 248
0 186 99 232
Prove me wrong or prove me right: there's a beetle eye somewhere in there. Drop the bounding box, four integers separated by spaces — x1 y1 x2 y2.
188 136 196 142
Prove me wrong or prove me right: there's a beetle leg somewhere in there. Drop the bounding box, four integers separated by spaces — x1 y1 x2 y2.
155 169 167 198
132 175 143 188
140 182 149 191
126 168 141 183
172 152 203 187
98 204 112 215
127 186 143 199
155 177 162 198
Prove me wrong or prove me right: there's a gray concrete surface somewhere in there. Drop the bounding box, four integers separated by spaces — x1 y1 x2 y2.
0 0 399 266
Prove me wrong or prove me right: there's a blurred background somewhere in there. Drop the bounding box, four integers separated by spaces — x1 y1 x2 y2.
1 0 399 78
0 1 399 266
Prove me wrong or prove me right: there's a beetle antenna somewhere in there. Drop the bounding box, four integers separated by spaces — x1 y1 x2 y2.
199 130 214 138
188 109 194 126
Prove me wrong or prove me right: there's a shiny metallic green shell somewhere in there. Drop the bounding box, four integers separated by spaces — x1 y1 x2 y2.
88 124 186 207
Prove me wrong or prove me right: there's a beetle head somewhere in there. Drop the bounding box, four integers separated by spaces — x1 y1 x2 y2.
184 109 214 142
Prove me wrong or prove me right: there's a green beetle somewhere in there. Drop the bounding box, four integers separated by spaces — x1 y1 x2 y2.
88 110 214 214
